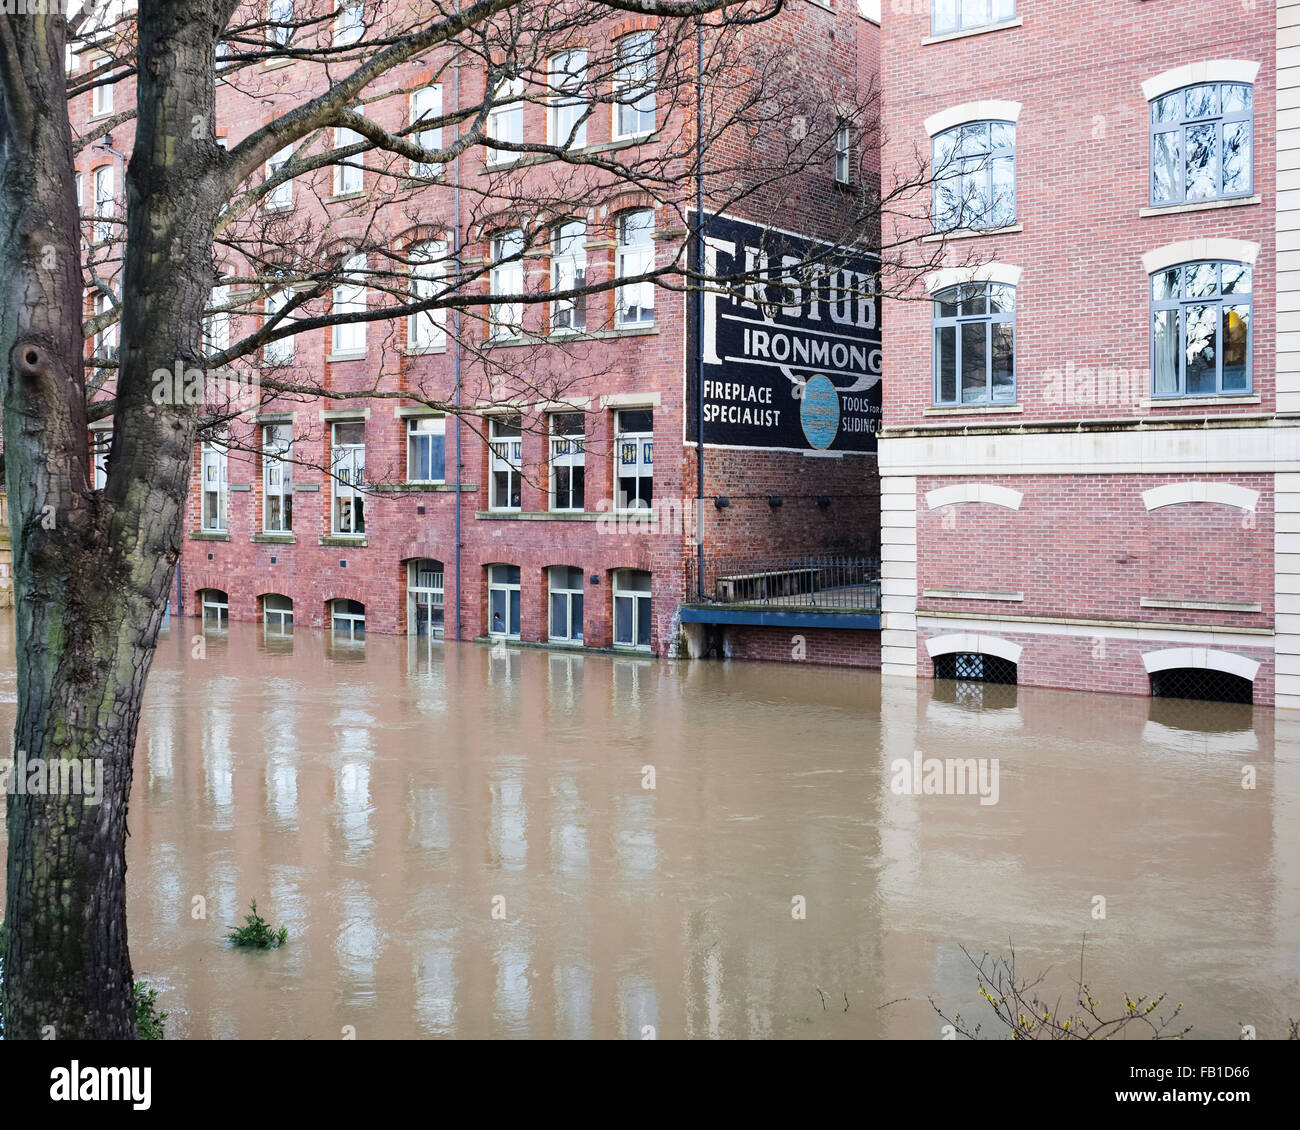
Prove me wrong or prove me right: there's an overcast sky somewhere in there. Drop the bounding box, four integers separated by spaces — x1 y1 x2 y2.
860 0 882 20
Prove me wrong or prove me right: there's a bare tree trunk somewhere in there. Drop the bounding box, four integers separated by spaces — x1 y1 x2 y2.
0 1 224 1038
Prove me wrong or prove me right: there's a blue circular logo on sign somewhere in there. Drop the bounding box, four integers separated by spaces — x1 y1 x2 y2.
800 376 840 450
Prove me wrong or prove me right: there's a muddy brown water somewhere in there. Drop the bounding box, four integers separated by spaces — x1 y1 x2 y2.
1 611 1297 1039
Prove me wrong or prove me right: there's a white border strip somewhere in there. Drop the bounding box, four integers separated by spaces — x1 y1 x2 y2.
1141 60 1260 103
923 100 1022 138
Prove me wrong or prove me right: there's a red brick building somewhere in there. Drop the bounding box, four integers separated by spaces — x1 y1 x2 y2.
73 2 884 661
878 0 1296 705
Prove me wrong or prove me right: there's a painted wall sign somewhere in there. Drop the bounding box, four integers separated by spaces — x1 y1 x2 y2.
686 212 881 453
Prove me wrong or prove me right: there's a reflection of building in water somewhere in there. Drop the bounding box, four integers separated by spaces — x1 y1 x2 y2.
878 674 1288 1039
110 626 892 1038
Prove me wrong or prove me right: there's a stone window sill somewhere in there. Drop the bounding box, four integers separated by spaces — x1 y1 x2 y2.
326 191 365 203
252 534 296 544
1141 597 1262 613
922 224 1022 243
292 483 320 492
1140 394 1259 408
321 536 368 547
405 343 447 356
474 510 601 521
1140 194 1261 218
373 482 474 493
921 17 1023 45
326 351 367 362
483 325 658 350
924 404 1022 415
190 531 230 541
923 589 1025 602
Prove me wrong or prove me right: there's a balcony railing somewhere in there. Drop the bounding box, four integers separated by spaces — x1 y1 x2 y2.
685 552 881 612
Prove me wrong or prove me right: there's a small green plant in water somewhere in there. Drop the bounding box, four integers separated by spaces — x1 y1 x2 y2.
134 981 167 1040
226 900 288 949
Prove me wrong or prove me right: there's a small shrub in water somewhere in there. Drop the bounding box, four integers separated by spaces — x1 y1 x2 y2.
134 981 168 1040
226 900 288 949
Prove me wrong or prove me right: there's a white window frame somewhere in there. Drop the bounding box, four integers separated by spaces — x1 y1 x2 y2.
200 588 229 631
332 253 367 354
549 412 585 512
489 230 524 340
408 559 445 637
330 420 366 535
264 288 295 363
201 440 228 532
91 428 111 490
330 598 366 639
406 415 446 483
333 116 365 195
203 284 230 356
93 165 114 242
548 565 584 644
612 32 656 140
615 210 655 327
408 239 447 350
263 593 294 635
265 146 293 210
550 220 587 334
834 121 852 184
932 0 1016 37
268 0 294 46
262 423 293 533
486 75 524 166
615 409 653 511
91 59 113 117
92 292 118 361
613 569 652 650
488 564 522 639
409 84 443 179
548 50 588 149
334 0 364 47
489 414 522 512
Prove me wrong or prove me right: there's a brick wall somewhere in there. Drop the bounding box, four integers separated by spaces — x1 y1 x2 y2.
914 471 1275 629
89 3 887 660
880 0 1275 426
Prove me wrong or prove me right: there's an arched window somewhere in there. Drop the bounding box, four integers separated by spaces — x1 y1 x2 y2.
262 593 293 635
548 566 584 643
1150 667 1252 705
1150 260 1251 397
932 120 1015 232
408 559 445 636
1150 82 1253 207
198 588 229 630
933 651 1017 685
488 564 521 638
932 282 1015 406
613 569 652 650
330 598 365 639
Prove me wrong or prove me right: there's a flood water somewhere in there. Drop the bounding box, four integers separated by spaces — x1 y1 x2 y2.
1 609 1297 1039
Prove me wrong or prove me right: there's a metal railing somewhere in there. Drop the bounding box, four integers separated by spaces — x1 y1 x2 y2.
685 552 881 612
